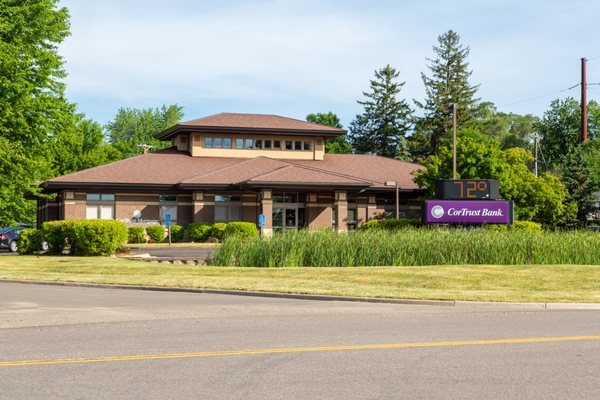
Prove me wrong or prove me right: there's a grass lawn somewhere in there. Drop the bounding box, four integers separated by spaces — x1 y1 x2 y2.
1 256 600 303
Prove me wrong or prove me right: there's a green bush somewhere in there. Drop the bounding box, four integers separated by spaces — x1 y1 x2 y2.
224 222 258 238
17 228 44 254
188 222 212 242
359 218 422 231
210 223 228 242
510 221 542 232
127 227 146 243
169 224 184 242
41 220 128 256
65 220 128 256
42 221 67 255
146 225 166 243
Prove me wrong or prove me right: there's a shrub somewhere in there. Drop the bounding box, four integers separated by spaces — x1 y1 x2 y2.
510 221 542 232
41 220 127 256
17 228 44 254
146 225 166 243
359 218 422 231
210 223 228 242
188 222 212 242
64 220 128 256
169 224 184 242
225 222 258 238
42 221 68 255
128 227 146 243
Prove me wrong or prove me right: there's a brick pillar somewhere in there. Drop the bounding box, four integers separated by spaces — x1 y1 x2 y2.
367 195 377 221
334 190 348 232
193 192 214 223
260 189 273 237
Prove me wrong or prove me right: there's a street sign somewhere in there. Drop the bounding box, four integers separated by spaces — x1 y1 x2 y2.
165 213 171 227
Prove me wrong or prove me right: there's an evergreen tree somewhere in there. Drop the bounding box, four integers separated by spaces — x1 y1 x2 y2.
349 65 413 159
306 112 351 154
414 30 480 154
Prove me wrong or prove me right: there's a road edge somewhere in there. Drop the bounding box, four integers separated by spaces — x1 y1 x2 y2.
1 278 600 309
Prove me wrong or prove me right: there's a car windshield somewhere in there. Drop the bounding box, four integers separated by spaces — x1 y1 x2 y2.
0 228 10 234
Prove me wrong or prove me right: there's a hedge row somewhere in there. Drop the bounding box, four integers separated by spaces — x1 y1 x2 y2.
358 218 542 232
188 221 258 242
127 224 185 244
17 220 128 256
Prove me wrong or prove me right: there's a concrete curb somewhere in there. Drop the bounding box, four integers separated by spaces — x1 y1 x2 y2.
2 279 600 310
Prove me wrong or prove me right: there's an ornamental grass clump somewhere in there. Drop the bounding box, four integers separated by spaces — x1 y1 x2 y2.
213 228 600 267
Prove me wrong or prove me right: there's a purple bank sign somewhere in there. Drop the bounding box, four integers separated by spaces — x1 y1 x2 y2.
423 200 514 225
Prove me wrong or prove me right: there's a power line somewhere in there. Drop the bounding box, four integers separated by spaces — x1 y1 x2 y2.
499 83 580 107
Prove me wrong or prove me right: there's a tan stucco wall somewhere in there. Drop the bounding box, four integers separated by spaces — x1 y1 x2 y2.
190 133 324 160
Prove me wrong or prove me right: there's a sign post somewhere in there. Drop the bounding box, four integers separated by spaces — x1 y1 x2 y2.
258 214 265 236
165 213 171 245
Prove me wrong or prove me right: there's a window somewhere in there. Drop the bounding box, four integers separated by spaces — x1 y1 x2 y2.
347 209 357 230
245 138 254 149
285 140 293 150
303 141 312 150
159 195 177 225
273 140 281 149
215 194 242 222
86 193 115 220
236 138 244 149
204 137 213 149
223 138 232 149
294 141 302 150
264 140 272 149
255 139 263 149
214 137 222 148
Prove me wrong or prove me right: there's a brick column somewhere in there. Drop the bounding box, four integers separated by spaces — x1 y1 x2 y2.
367 195 377 221
193 192 214 223
334 191 348 232
260 189 273 237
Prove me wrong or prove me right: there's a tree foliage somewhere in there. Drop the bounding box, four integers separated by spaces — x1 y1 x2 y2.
473 102 539 150
0 0 75 224
306 112 351 154
414 130 575 227
414 30 480 154
349 65 413 159
105 105 184 158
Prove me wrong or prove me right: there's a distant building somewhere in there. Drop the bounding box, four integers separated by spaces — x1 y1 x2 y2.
36 113 425 234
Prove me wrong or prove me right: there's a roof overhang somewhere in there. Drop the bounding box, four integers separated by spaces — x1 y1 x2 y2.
156 125 345 141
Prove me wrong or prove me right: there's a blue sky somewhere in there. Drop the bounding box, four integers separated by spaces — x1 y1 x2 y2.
58 0 600 128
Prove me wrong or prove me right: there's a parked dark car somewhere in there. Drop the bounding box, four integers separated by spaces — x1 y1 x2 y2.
0 226 28 252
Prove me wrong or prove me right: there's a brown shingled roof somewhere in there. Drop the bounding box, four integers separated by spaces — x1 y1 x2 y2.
45 147 423 192
182 113 344 132
156 113 346 140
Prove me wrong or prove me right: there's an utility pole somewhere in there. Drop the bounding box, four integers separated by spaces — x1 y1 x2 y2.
581 57 588 142
532 132 541 177
452 103 457 180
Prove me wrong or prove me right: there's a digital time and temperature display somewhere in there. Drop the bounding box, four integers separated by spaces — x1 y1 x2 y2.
435 179 500 200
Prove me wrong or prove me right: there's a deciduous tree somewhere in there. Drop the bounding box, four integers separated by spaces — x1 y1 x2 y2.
306 112 351 154
106 105 184 158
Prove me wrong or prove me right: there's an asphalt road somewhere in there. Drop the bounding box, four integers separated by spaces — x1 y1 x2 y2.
1 282 600 399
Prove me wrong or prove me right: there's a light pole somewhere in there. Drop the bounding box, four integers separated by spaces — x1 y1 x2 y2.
385 181 399 219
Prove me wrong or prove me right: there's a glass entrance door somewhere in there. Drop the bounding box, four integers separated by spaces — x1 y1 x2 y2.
273 207 305 231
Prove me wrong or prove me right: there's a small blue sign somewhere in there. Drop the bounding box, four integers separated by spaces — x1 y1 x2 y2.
258 214 265 228
165 213 171 227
